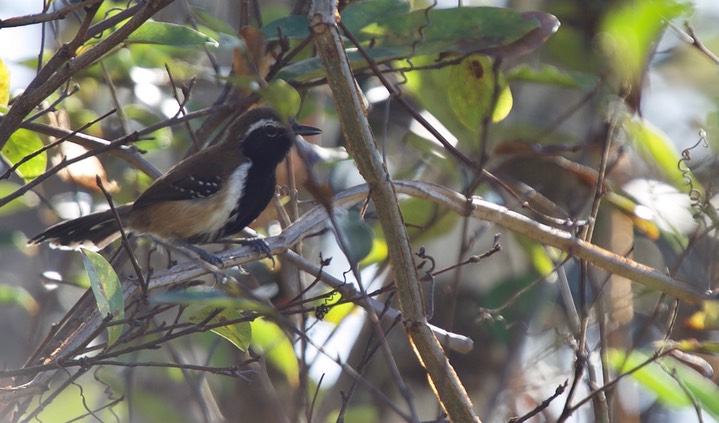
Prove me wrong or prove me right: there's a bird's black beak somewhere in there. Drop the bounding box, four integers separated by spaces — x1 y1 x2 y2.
292 121 322 136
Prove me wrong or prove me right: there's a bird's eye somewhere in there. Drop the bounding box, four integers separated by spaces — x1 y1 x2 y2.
265 124 281 137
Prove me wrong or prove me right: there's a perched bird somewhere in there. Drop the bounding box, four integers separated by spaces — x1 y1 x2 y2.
29 107 321 263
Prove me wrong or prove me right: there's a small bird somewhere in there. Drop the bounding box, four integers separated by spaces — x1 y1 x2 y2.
29 107 321 263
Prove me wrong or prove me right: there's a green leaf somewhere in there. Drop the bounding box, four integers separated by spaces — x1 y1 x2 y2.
80 248 124 346
507 64 598 90
191 8 237 35
261 15 309 41
400 197 457 242
262 0 410 41
272 7 557 82
671 361 719 419
0 284 38 315
127 21 219 47
361 7 545 54
608 349 719 419
251 317 299 386
341 0 410 35
1 128 46 181
447 55 513 127
189 306 252 352
258 79 301 121
517 236 556 277
152 289 273 313
86 20 219 48
600 0 690 81
0 57 9 106
623 116 703 195
607 349 691 407
403 55 477 147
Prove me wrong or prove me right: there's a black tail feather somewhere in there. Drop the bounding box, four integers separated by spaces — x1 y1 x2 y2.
29 205 131 251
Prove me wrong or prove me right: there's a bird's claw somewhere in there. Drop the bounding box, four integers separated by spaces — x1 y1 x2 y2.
236 238 275 267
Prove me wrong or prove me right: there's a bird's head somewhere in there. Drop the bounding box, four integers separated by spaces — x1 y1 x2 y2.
229 107 321 166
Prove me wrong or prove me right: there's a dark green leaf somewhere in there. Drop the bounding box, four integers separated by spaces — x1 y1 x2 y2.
272 7 558 82
261 0 410 41
261 15 309 41
81 249 124 346
337 209 374 263
341 0 410 35
360 7 548 55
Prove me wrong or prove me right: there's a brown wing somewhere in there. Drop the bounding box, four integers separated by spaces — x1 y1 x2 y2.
132 145 246 208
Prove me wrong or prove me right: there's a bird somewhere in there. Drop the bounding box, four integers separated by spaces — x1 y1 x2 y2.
28 107 322 264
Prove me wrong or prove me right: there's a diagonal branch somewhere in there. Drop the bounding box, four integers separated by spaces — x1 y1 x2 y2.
0 0 176 151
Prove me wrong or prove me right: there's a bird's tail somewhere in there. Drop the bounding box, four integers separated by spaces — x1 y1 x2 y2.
29 204 132 251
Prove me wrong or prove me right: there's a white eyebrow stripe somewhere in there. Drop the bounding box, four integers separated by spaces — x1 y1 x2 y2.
242 118 282 138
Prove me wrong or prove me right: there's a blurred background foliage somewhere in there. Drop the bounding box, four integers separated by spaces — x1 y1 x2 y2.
1 0 719 422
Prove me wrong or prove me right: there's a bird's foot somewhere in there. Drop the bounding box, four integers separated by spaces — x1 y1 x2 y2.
228 237 274 267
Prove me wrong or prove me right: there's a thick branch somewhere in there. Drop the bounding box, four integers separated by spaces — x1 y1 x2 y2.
307 2 479 421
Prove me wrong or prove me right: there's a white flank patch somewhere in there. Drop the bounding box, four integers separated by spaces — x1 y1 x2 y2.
200 162 251 233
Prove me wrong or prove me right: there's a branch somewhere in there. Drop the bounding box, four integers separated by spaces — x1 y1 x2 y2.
5 181 708 410
0 0 176 151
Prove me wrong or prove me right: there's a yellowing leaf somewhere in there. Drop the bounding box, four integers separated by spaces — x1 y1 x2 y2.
1 128 46 181
189 306 252 352
251 317 299 386
447 55 513 128
323 301 356 325
0 57 9 106
685 300 719 330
